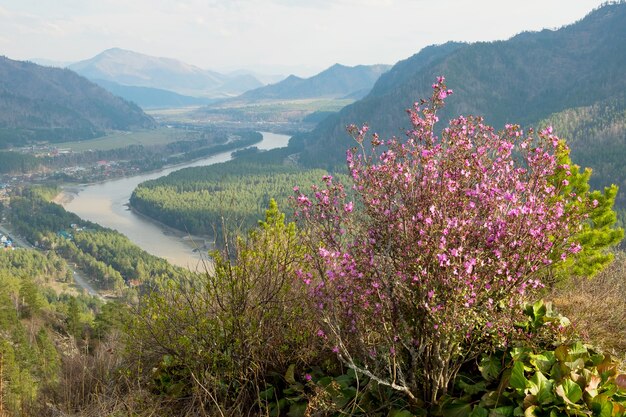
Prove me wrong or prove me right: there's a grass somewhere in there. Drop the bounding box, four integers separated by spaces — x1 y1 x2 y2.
53 127 195 151
549 251 626 364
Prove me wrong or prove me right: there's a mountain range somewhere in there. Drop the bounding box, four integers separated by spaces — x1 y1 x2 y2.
290 1 626 182
232 63 391 102
0 56 155 147
191 63 391 127
69 48 264 98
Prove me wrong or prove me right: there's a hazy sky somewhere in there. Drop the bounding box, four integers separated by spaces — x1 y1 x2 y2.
0 0 610 76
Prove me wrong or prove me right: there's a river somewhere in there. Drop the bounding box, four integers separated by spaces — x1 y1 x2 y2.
60 132 291 271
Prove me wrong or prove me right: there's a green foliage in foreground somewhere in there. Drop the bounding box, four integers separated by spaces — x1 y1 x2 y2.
129 199 322 415
130 162 329 238
437 301 626 417
253 301 626 417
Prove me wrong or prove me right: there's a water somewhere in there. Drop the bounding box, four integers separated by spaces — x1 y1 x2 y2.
61 132 290 270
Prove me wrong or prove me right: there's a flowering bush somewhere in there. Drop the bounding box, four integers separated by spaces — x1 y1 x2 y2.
294 77 614 404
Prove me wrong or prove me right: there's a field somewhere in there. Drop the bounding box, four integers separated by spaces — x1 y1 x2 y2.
53 127 194 151
148 98 354 124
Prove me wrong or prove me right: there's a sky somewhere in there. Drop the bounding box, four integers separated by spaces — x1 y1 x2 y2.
0 0 611 77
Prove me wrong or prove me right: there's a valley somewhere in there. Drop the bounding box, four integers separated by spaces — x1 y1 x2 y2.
59 131 292 269
1 2 626 416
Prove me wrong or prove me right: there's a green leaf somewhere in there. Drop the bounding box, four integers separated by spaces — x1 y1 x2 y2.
480 391 501 408
511 361 528 390
470 406 489 417
511 347 532 362
335 373 354 389
442 400 472 417
489 406 515 417
590 353 606 367
529 371 554 405
287 402 307 417
565 358 586 372
524 405 537 417
480 355 503 382
555 345 569 363
458 378 489 395
317 376 333 387
285 364 296 385
591 395 613 417
532 300 547 322
259 385 275 401
556 379 583 404
530 352 556 374
568 342 589 361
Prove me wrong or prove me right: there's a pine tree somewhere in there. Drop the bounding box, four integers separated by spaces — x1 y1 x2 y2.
550 141 624 280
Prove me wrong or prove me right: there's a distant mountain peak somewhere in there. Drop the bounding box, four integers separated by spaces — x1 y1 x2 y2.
69 49 262 98
229 63 391 102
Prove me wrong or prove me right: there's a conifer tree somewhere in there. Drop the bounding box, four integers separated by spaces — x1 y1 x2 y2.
549 141 623 280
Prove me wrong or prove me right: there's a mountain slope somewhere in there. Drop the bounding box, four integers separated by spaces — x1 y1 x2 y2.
0 56 155 147
292 3 626 169
235 63 391 101
540 96 626 207
70 48 263 97
92 79 217 109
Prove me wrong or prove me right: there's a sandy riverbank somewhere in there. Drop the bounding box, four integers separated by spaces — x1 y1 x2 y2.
52 190 76 205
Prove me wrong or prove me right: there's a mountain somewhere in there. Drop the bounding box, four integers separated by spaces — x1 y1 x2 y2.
69 48 264 98
227 69 285 85
91 79 217 109
233 63 391 102
28 58 73 68
540 96 626 208
291 3 626 171
0 56 156 147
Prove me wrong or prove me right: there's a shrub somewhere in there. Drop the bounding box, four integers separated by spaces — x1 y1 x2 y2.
294 77 621 404
129 200 321 415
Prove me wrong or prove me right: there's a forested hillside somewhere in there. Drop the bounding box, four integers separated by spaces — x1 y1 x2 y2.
0 56 156 147
0 248 110 415
8 187 192 290
130 160 328 239
541 97 626 206
290 3 626 171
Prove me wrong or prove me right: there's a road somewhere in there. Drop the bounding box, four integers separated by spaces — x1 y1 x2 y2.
0 222 105 301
